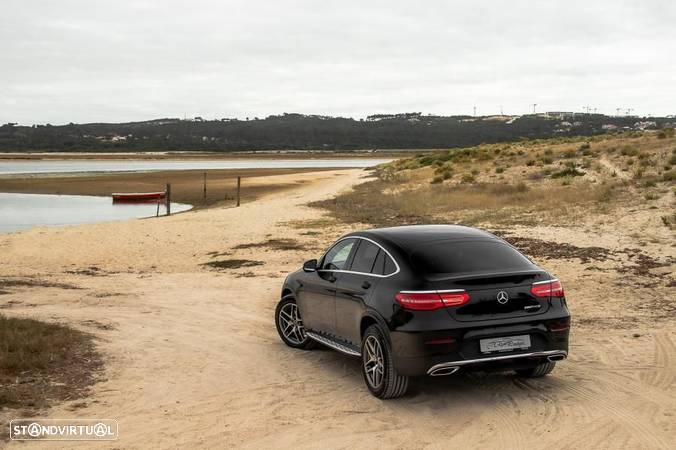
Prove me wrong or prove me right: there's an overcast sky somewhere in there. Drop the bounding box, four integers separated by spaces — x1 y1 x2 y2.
2 0 675 125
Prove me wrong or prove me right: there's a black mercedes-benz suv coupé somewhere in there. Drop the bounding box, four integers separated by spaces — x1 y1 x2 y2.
275 225 570 399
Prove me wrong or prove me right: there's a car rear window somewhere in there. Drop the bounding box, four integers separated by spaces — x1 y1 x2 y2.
410 240 534 275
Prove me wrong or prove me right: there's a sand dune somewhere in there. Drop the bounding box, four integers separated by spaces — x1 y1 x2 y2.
1 169 674 449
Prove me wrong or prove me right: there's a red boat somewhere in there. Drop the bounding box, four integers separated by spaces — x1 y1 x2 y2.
112 192 166 203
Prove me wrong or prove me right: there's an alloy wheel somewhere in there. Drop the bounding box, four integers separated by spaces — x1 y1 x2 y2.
278 302 306 345
363 335 385 389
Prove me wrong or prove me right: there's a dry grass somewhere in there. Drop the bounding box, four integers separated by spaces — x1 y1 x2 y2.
201 259 264 270
314 133 674 228
232 238 303 251
286 218 336 229
0 277 80 293
0 315 102 410
314 179 616 227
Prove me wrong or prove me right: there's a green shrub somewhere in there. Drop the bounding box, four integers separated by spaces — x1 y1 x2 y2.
434 162 453 174
621 145 638 156
552 166 585 178
461 173 476 183
495 167 505 174
657 128 674 139
431 175 444 184
526 160 535 166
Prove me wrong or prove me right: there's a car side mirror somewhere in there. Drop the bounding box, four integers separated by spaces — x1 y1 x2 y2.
303 259 318 272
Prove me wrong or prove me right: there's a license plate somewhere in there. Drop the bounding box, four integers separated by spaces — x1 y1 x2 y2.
480 335 531 354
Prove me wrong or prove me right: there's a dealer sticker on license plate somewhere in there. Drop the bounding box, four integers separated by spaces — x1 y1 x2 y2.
480 335 531 354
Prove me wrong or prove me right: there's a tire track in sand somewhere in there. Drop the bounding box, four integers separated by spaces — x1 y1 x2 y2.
640 332 676 391
550 379 671 449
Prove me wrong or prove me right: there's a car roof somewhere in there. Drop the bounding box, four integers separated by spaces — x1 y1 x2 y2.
348 225 499 252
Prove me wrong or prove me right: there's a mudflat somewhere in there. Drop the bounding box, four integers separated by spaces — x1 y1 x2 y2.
0 168 674 449
0 167 342 207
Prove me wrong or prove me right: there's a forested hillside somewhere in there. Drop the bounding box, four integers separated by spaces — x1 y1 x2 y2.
1 112 672 152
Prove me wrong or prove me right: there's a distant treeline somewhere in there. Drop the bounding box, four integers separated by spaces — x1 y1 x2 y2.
0 113 672 152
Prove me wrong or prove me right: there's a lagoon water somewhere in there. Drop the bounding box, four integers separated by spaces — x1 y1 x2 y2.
0 158 390 232
0 158 391 175
0 193 192 233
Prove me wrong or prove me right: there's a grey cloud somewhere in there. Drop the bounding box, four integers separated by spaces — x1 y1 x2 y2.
1 0 675 124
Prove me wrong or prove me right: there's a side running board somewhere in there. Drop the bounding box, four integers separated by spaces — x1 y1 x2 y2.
306 331 361 357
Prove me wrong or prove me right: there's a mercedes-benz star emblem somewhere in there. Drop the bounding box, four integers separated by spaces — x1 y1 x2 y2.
496 290 509 305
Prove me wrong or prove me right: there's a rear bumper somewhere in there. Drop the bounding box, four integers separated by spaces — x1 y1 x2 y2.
390 317 570 376
427 349 567 376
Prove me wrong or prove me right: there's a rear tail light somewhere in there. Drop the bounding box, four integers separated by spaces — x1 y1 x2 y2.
549 321 570 332
530 279 564 298
395 290 470 311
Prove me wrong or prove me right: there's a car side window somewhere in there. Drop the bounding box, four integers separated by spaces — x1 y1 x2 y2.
321 239 355 271
350 240 380 273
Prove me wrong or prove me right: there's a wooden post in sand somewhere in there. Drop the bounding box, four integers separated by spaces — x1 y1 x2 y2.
203 172 207 204
236 176 241 207
165 183 171 216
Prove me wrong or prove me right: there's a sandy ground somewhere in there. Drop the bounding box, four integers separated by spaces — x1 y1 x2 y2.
1 168 675 449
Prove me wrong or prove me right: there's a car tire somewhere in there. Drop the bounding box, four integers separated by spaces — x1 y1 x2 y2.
361 324 409 399
275 296 316 350
515 361 556 378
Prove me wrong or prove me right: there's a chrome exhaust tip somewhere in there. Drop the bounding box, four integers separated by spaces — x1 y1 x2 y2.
547 353 566 362
430 366 460 376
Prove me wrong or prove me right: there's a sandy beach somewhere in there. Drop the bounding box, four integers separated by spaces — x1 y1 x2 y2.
1 168 675 449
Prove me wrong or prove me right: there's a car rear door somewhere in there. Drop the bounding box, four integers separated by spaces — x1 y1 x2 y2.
334 239 382 345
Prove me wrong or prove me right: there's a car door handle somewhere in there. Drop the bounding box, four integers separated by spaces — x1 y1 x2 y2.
361 281 372 289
